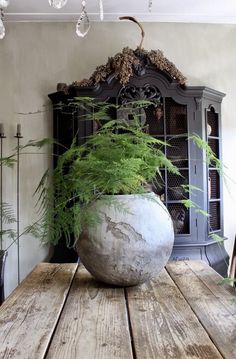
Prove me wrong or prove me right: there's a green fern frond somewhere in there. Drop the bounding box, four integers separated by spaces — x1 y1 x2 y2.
181 184 203 194
210 233 224 243
190 134 223 172
195 209 210 217
0 155 16 167
180 199 198 209
1 202 16 224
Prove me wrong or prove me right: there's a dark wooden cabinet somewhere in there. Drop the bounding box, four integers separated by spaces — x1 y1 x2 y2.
49 66 229 276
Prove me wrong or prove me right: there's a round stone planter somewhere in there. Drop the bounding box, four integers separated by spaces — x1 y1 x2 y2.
77 192 174 286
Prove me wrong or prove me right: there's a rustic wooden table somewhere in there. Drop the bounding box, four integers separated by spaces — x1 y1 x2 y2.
0 260 235 359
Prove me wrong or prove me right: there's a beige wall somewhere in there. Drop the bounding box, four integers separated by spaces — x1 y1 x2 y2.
0 21 236 296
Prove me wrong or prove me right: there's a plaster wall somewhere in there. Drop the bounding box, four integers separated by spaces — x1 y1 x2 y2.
0 22 235 296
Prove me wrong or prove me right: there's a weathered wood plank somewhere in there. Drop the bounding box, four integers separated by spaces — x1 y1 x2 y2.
185 260 236 315
46 266 133 359
126 267 222 359
0 263 77 359
229 236 236 280
166 261 236 359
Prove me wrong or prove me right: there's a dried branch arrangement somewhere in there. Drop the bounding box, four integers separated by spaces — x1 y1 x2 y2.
72 47 186 88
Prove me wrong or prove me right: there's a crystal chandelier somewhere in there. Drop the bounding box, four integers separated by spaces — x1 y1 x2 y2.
0 0 9 39
48 0 153 38
0 1 154 40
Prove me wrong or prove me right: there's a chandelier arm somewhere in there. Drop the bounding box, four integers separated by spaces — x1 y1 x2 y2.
119 16 145 49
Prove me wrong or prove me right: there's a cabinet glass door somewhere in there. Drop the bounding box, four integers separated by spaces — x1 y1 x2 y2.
207 106 221 232
165 98 189 235
147 97 189 235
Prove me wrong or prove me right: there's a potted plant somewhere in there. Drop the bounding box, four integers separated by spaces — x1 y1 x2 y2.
29 99 179 286
30 99 220 286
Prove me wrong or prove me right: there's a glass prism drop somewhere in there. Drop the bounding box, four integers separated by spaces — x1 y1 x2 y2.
76 11 90 38
48 0 67 9
99 0 104 21
148 0 152 12
0 0 10 9
0 18 5 39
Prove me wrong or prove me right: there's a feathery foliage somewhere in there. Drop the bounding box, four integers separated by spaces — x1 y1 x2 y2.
32 99 180 246
27 98 226 248
190 134 223 173
0 203 17 243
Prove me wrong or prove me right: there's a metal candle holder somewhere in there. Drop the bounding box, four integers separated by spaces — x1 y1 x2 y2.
14 124 23 285
0 123 6 251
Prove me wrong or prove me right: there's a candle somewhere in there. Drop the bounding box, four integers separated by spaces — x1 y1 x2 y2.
17 123 21 135
0 123 4 135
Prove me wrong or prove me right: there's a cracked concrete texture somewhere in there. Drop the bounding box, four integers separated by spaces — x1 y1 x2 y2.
77 193 174 286
104 213 145 243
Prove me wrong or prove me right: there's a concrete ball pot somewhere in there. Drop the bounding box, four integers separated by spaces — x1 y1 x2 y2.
77 192 174 286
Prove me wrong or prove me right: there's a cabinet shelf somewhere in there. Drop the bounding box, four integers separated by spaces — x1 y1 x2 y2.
159 167 189 170
165 200 187 204
208 136 219 140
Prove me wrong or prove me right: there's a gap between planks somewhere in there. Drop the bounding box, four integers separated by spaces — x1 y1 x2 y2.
45 265 134 359
166 260 236 315
0 263 79 359
166 260 236 359
43 262 79 359
165 262 224 355
126 266 223 359
124 287 137 359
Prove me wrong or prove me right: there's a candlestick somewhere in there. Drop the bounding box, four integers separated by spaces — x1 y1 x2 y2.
0 123 3 134
14 129 22 284
0 125 6 250
0 123 6 138
17 123 21 136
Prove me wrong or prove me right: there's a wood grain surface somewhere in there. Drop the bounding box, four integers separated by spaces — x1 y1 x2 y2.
166 261 236 359
1 260 235 359
46 266 133 359
126 265 223 359
0 263 77 359
183 260 236 315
